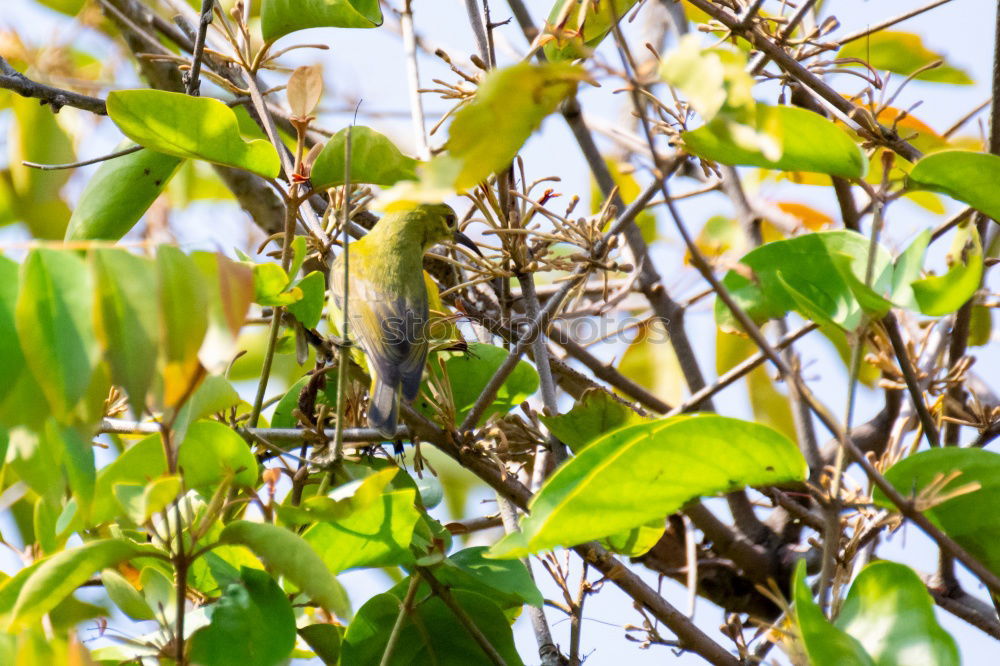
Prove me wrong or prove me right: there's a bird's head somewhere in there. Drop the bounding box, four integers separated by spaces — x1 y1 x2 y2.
409 203 479 256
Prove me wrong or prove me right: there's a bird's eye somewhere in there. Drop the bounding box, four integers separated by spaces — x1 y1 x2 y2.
445 214 457 229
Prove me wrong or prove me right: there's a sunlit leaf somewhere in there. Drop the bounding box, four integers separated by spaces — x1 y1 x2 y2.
715 230 894 332
9 96 73 239
16 249 98 418
616 319 685 407
418 342 540 427
157 246 209 407
302 487 421 574
685 105 867 178
178 420 258 489
838 31 972 85
792 560 874 665
491 414 805 557
101 568 155 622
540 389 645 453
219 521 351 618
911 224 982 316
9 539 154 630
107 90 280 178
908 150 1000 221
0 256 47 428
874 448 1000 576
65 146 183 241
311 126 418 189
92 249 159 415
543 0 639 61
261 0 382 42
287 271 326 329
836 561 959 665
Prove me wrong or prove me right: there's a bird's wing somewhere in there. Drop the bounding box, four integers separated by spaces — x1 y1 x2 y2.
330 261 428 402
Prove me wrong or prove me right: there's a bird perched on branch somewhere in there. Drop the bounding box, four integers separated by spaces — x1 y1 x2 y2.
330 203 478 438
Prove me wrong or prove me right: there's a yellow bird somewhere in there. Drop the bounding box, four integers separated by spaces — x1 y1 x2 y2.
330 203 477 438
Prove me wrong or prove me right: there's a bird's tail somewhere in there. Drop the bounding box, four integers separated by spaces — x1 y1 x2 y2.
368 376 399 439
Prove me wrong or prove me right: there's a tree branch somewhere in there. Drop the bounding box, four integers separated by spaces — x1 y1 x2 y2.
0 56 108 114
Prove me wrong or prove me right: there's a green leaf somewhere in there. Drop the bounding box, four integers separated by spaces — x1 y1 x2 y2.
874 448 1000 576
448 63 586 189
540 389 644 453
342 590 524 666
836 561 959 666
911 224 983 316
101 568 156 622
792 560 875 665
251 262 301 306
890 230 931 311
616 318 685 407
178 420 258 489
107 90 280 178
114 475 182 524
157 246 209 408
65 146 183 241
438 547 543 609
907 150 1000 221
9 538 152 630
172 374 241 446
91 249 159 415
90 434 167 526
838 31 972 85
286 271 326 329
715 230 894 332
188 567 296 666
419 342 540 427
9 96 73 238
16 249 98 418
219 521 351 619
311 126 418 189
600 520 664 557
190 251 255 374
543 0 639 61
0 255 40 427
684 105 867 178
660 34 755 122
261 0 382 42
302 488 422 573
45 421 95 518
299 624 342 665
491 414 806 557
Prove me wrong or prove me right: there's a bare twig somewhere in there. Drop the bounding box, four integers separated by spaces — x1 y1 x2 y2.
0 56 108 114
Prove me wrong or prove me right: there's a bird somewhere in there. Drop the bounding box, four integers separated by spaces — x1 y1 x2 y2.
329 203 478 438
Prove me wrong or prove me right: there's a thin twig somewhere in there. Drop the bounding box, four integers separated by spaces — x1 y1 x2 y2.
23 144 143 171
417 566 508 666
333 126 353 464
380 573 422 666
185 0 215 95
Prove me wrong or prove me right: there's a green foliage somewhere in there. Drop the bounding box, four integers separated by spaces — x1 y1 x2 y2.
107 90 281 178
838 31 973 85
419 342 540 427
684 104 867 178
908 150 1000 221
311 126 418 189
491 414 806 557
793 560 959 665
540 389 644 452
875 448 1000 576
65 146 183 241
261 0 382 42
342 589 524 666
219 520 351 618
188 567 297 666
543 0 639 61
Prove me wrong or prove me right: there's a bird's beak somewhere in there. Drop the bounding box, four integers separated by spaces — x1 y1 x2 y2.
452 230 482 257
